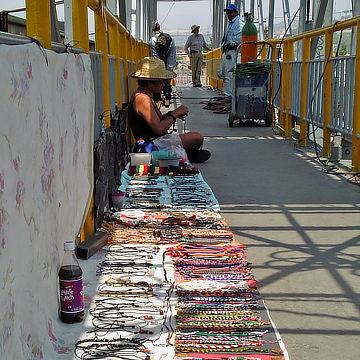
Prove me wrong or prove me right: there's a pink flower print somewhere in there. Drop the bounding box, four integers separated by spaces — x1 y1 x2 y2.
41 140 54 200
13 158 19 172
57 68 68 91
27 63 32 79
47 321 57 342
19 62 31 99
0 209 5 249
0 171 4 191
81 127 84 152
59 136 64 171
16 180 25 207
73 125 79 167
38 104 46 130
47 320 71 354
10 71 19 101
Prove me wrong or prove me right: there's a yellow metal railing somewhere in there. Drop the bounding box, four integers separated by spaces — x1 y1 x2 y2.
205 48 223 90
25 0 149 239
205 16 360 172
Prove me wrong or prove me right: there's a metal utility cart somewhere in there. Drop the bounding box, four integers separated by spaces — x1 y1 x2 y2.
228 41 273 127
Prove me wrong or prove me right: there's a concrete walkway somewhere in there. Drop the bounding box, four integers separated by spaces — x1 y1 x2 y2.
176 85 360 360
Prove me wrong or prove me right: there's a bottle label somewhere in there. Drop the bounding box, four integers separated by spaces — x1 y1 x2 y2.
60 278 84 313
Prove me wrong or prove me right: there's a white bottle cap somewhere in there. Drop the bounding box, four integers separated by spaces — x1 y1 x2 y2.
64 241 75 251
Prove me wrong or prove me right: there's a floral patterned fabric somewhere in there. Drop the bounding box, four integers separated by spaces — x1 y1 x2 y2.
0 43 94 359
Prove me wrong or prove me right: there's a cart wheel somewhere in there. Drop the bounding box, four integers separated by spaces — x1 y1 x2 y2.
228 113 234 128
265 110 273 127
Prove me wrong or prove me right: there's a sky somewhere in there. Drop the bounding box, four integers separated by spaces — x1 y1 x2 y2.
0 0 354 33
157 0 353 31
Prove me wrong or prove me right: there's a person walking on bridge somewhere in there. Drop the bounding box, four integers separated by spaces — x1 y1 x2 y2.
185 25 211 87
219 4 244 96
150 20 176 107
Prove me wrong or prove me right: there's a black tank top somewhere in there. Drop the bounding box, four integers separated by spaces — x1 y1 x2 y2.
127 90 164 141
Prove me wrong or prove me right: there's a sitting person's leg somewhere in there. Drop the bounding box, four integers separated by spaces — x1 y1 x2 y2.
179 132 211 163
179 132 203 150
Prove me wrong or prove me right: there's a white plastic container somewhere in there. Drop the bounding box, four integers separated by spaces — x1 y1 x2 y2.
129 153 152 166
158 158 180 167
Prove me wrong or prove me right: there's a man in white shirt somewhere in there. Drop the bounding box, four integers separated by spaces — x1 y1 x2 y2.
185 25 211 87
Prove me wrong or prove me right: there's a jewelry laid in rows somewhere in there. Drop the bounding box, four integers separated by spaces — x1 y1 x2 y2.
76 168 284 360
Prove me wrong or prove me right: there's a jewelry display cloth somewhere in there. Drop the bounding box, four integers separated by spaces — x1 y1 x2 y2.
118 167 220 211
0 43 94 359
59 168 286 359
68 245 177 360
181 354 278 359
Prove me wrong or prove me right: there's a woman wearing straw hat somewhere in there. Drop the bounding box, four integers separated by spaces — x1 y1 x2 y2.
128 57 211 163
185 25 211 87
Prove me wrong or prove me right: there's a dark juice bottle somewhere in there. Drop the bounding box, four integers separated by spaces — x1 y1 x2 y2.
59 241 84 323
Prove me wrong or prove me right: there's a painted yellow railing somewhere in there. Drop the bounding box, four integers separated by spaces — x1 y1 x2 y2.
25 0 149 239
206 16 360 172
205 48 222 90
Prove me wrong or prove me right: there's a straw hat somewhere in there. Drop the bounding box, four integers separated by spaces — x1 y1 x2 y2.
191 24 200 33
131 57 177 80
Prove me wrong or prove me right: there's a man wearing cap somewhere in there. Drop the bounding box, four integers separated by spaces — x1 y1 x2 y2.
219 4 244 96
150 20 176 107
185 25 211 87
128 57 211 163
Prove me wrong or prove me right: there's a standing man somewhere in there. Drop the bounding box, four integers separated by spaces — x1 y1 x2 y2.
150 20 176 107
219 4 244 96
185 25 211 87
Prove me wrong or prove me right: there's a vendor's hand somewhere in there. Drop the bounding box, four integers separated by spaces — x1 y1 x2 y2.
172 105 189 120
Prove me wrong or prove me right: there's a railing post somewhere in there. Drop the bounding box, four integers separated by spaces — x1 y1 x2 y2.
26 0 51 49
270 42 277 109
285 41 294 137
219 49 223 90
205 52 208 85
95 9 110 128
211 51 215 88
72 0 89 53
208 51 211 86
119 31 129 102
352 19 360 171
280 41 288 134
134 40 139 70
261 44 266 62
213 49 221 89
300 37 310 146
127 33 134 95
323 30 333 158
108 24 122 107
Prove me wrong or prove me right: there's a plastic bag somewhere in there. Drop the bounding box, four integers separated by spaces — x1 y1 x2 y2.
137 138 159 153
153 134 189 163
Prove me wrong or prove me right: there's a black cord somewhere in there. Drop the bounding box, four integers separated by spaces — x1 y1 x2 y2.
29 37 49 66
63 40 80 53
308 22 338 166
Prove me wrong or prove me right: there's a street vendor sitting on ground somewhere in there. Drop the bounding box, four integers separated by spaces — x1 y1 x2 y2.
128 57 211 163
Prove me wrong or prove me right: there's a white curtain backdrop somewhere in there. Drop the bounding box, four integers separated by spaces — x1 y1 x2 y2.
0 43 94 359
